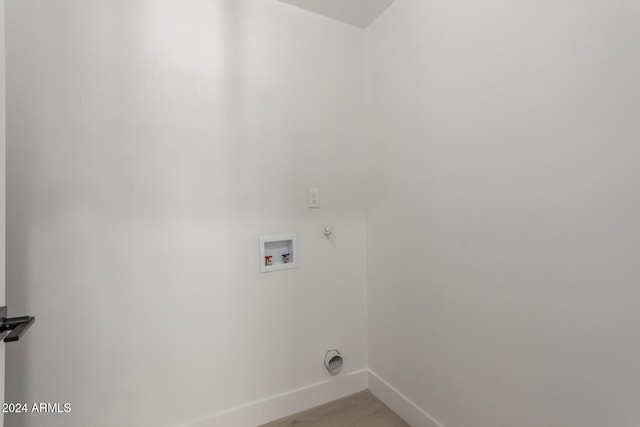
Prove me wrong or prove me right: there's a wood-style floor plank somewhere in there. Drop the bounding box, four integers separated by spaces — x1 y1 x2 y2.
259 390 410 427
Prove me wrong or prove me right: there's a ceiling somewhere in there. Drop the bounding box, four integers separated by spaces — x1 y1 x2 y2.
278 0 397 28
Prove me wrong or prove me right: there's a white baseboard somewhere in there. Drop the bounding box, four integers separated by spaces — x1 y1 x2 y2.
177 369 368 427
368 370 445 427
176 369 444 427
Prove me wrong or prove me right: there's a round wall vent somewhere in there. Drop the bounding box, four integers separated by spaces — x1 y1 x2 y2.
324 349 343 375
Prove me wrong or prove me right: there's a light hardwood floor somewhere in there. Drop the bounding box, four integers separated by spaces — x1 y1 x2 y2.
259 390 410 427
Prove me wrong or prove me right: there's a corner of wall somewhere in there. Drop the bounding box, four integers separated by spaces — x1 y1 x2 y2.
368 370 445 427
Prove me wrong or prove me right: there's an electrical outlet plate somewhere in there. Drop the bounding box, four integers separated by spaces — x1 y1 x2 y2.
259 234 297 273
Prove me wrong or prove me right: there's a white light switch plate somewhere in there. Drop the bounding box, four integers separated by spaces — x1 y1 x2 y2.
308 188 320 208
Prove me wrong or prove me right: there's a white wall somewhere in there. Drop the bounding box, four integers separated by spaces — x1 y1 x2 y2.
365 1 640 427
9 0 640 426
0 3 6 425
5 1 367 426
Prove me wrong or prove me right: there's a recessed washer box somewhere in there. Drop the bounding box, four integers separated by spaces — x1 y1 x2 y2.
259 234 297 273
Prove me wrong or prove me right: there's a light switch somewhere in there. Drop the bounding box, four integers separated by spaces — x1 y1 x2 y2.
308 188 320 208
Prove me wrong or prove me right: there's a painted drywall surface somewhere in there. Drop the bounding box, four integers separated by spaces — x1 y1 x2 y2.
365 1 640 426
5 1 367 426
0 4 6 425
